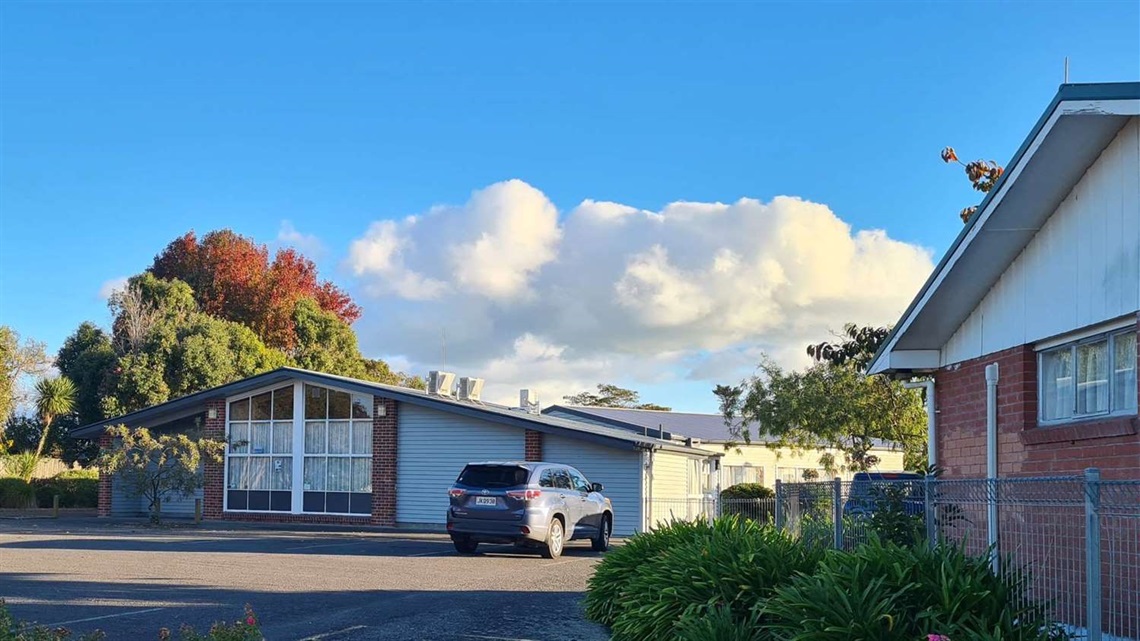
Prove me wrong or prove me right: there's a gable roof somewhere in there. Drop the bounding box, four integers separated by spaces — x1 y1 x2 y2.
543 404 759 443
869 82 1140 375
72 367 716 457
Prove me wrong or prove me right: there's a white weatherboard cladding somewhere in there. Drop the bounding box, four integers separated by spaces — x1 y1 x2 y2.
396 403 524 524
648 450 696 528
542 433 642 536
943 118 1140 366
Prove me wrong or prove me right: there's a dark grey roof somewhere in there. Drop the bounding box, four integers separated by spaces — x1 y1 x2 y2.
543 405 770 443
869 81 1140 374
73 367 716 457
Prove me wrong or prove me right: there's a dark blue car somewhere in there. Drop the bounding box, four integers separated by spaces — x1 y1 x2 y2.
843 471 925 517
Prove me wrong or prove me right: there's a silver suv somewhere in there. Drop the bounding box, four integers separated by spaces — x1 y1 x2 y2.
446 461 613 558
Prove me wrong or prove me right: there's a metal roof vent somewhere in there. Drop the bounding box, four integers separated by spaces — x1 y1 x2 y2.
519 389 540 414
428 371 456 397
456 377 484 402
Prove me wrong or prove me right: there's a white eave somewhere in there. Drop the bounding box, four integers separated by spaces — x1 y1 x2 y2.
869 83 1140 376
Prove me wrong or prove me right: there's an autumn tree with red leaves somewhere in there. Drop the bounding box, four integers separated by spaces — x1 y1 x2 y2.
941 147 1005 223
151 230 361 350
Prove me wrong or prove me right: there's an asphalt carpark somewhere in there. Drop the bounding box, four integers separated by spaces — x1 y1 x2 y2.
0 519 610 640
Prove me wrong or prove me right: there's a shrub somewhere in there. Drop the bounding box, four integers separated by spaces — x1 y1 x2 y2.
0 478 36 509
719 483 775 523
32 473 99 508
762 539 1063 641
0 600 262 641
676 604 765 641
0 598 106 640
584 519 713 626
2 453 40 483
609 517 822 641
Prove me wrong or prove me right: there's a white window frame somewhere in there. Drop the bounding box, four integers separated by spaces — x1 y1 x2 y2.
1037 326 1137 426
223 380 374 517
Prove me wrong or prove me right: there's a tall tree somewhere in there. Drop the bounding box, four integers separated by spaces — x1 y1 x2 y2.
150 230 361 350
56 322 117 426
32 377 77 467
0 326 50 426
806 323 890 371
715 360 926 473
564 384 671 411
941 147 1005 223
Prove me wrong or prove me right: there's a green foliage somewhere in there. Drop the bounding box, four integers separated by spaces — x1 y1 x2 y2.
32 377 77 463
159 604 263 641
866 483 925 547
609 517 822 641
55 323 116 426
289 297 368 378
719 483 775 523
0 327 50 428
564 383 671 411
762 539 1061 641
806 324 891 371
96 425 224 523
32 471 99 508
2 451 41 481
584 519 715 626
720 483 774 500
716 359 926 472
675 604 765 641
0 477 36 509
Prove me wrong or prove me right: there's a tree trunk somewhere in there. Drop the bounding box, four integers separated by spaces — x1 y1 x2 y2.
33 416 53 460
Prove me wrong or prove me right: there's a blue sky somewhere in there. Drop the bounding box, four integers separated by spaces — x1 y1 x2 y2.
1 2 1138 411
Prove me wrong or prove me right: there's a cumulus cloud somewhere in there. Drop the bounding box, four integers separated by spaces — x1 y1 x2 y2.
97 276 129 301
347 180 933 407
276 220 325 259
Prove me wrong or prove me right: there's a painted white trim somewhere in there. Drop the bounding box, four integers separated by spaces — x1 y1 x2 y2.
886 350 941 370
870 98 1140 375
1034 316 1138 351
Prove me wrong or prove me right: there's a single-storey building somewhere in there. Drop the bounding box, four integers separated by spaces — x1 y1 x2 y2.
869 82 1139 479
542 405 907 486
74 368 719 535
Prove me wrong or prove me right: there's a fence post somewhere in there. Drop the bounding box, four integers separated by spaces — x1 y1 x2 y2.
1084 467 1102 641
52 494 60 519
832 477 843 550
924 474 936 546
774 480 784 532
194 498 203 525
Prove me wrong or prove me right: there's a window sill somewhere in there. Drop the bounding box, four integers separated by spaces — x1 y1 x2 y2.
1022 415 1138 446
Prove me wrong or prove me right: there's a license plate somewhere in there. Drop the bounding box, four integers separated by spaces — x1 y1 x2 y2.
474 496 497 506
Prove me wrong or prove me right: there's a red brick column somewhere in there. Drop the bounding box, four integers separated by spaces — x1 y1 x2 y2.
97 433 113 517
524 429 543 461
372 396 398 526
202 398 226 519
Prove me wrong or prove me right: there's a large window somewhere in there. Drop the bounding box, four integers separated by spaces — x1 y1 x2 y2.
725 465 763 487
302 384 373 515
1040 328 1137 424
224 382 375 516
227 385 293 512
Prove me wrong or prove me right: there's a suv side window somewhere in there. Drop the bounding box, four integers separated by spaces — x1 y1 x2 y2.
538 468 556 488
568 469 590 493
552 469 573 490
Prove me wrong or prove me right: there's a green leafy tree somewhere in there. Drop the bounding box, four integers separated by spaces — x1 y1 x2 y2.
96 425 224 523
0 326 50 428
32 377 77 464
56 322 117 426
564 383 671 411
716 359 926 473
361 358 426 390
289 297 368 377
806 323 891 371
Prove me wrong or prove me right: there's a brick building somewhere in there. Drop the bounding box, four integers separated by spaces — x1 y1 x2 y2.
74 368 718 535
869 82 1139 479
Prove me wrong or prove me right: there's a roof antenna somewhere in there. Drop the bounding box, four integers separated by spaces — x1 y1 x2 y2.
1063 56 1069 84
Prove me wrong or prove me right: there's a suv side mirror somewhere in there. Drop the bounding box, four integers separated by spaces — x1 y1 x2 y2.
591 482 604 493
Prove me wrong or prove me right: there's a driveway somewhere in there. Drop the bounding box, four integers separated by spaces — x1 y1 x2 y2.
0 520 610 640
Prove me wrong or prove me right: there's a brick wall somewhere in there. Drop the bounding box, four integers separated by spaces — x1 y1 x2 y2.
935 317 1140 480
524 429 543 461
372 396 398 526
97 433 112 517
202 398 226 518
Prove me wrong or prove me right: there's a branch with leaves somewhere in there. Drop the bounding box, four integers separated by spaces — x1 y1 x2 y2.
941 147 1005 223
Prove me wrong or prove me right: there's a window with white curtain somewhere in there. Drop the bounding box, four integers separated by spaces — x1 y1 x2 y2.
302 384 373 515
1039 328 1137 424
725 465 764 487
226 385 293 512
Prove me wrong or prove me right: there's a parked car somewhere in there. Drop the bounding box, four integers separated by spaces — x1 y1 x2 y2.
843 471 925 517
446 461 613 558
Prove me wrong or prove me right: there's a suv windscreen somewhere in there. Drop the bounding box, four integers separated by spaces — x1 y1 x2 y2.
457 465 529 488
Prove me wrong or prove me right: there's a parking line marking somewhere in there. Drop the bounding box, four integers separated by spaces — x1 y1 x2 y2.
298 625 368 640
48 607 167 627
407 549 455 557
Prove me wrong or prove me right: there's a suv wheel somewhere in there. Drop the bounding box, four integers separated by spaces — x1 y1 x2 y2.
542 518 564 559
591 515 611 552
453 536 478 554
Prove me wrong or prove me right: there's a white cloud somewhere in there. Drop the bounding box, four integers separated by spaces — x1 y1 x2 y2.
276 220 325 259
350 181 934 408
97 276 129 301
